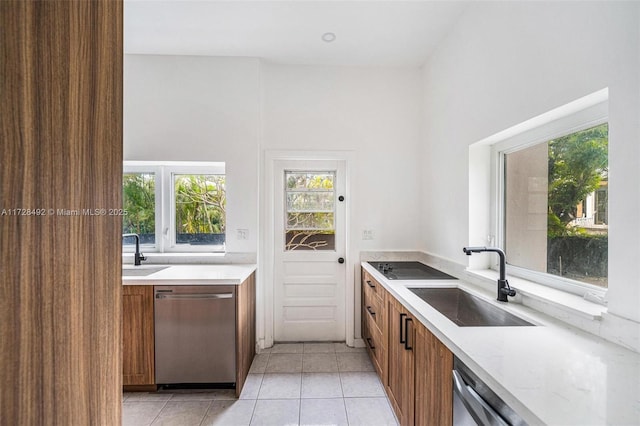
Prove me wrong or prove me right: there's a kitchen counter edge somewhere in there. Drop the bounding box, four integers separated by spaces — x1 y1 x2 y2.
122 264 257 286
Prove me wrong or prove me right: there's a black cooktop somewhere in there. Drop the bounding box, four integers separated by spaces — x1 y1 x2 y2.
368 261 457 280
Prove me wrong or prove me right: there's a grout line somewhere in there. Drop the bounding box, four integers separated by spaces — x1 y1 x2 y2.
248 398 259 425
298 378 303 425
342 396 351 426
147 399 170 426
196 400 213 426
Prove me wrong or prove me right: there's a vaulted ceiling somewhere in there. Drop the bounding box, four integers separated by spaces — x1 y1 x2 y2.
124 1 469 67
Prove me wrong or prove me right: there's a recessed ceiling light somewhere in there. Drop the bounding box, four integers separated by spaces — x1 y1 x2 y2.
321 32 336 43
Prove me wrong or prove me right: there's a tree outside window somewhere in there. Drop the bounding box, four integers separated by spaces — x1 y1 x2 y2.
505 123 608 287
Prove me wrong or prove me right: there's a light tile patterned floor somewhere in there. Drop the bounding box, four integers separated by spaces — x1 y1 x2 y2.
123 342 399 426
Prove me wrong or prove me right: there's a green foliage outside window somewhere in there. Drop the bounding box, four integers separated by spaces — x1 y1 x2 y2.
123 173 155 236
122 172 226 246
547 123 608 237
175 175 226 235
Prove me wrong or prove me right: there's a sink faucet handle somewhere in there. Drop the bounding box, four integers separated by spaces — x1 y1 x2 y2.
499 279 516 298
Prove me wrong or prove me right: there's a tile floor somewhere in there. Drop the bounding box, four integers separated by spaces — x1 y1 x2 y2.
123 342 399 426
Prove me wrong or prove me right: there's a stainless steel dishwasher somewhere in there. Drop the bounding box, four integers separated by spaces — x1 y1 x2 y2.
453 357 527 426
155 286 236 385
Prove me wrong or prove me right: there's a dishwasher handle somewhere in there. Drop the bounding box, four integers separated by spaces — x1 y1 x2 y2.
453 370 508 426
155 293 234 300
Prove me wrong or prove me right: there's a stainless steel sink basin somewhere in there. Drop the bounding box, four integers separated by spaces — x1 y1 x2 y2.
122 266 169 277
408 287 534 327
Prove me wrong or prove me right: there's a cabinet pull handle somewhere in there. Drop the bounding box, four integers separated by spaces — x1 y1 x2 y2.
366 306 376 317
366 337 376 350
404 317 413 351
399 313 407 344
366 280 375 289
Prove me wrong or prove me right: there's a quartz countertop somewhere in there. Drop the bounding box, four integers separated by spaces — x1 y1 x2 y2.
361 261 640 426
122 264 256 285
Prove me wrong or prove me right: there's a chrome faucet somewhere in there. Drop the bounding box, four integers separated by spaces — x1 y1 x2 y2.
122 233 146 266
463 246 516 302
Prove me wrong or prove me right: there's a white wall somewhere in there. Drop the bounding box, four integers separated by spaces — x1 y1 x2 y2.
261 63 424 253
124 56 424 256
420 2 640 324
124 55 260 255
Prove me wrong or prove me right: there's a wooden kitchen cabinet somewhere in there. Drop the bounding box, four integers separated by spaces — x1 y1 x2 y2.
414 318 453 426
122 285 155 388
236 272 256 397
362 270 388 384
123 272 256 394
361 267 453 426
386 296 416 426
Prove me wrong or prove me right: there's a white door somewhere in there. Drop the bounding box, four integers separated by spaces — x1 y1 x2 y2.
273 160 347 341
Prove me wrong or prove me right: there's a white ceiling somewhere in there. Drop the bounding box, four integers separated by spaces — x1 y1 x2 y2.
124 1 469 67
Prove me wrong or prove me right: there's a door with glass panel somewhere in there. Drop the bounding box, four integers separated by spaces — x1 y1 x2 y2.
273 160 346 341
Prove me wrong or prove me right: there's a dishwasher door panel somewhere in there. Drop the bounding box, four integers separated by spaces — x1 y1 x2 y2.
155 285 236 384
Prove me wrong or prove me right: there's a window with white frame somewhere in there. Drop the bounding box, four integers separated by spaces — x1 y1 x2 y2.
491 90 608 293
123 162 226 253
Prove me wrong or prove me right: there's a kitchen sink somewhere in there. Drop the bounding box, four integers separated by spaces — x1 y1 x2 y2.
368 261 457 280
122 266 169 277
408 287 534 327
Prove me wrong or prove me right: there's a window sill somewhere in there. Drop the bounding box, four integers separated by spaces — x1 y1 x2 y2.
465 269 607 321
122 252 256 265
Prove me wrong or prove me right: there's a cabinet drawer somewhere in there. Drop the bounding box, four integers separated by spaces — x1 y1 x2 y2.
363 311 386 379
363 271 384 300
363 287 385 333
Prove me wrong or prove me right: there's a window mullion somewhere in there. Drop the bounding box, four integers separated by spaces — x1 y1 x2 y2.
161 166 173 251
152 165 163 253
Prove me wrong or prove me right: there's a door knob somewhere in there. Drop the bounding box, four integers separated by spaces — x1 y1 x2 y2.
338 257 345 264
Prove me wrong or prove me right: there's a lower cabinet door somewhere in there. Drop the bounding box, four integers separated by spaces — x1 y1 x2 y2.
414 320 453 426
122 285 155 386
386 296 415 426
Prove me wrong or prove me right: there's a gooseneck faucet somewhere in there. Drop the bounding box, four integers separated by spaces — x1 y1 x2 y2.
122 233 146 266
463 246 516 302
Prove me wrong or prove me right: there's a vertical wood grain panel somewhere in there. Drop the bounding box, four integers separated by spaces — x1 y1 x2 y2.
414 322 453 426
122 286 155 386
0 1 123 424
386 297 415 426
236 272 256 397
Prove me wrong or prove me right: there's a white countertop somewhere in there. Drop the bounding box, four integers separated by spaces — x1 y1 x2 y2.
122 264 256 285
361 261 640 426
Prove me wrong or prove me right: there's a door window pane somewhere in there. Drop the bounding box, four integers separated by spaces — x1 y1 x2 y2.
504 123 608 287
123 173 156 245
286 192 335 211
174 174 226 247
285 172 335 251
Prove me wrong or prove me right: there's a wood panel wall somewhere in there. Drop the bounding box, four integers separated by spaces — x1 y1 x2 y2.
236 272 256 397
1 1 123 424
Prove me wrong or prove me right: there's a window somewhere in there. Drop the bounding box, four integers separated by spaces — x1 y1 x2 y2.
123 172 156 245
491 90 608 293
174 174 226 246
123 162 225 252
284 171 335 250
